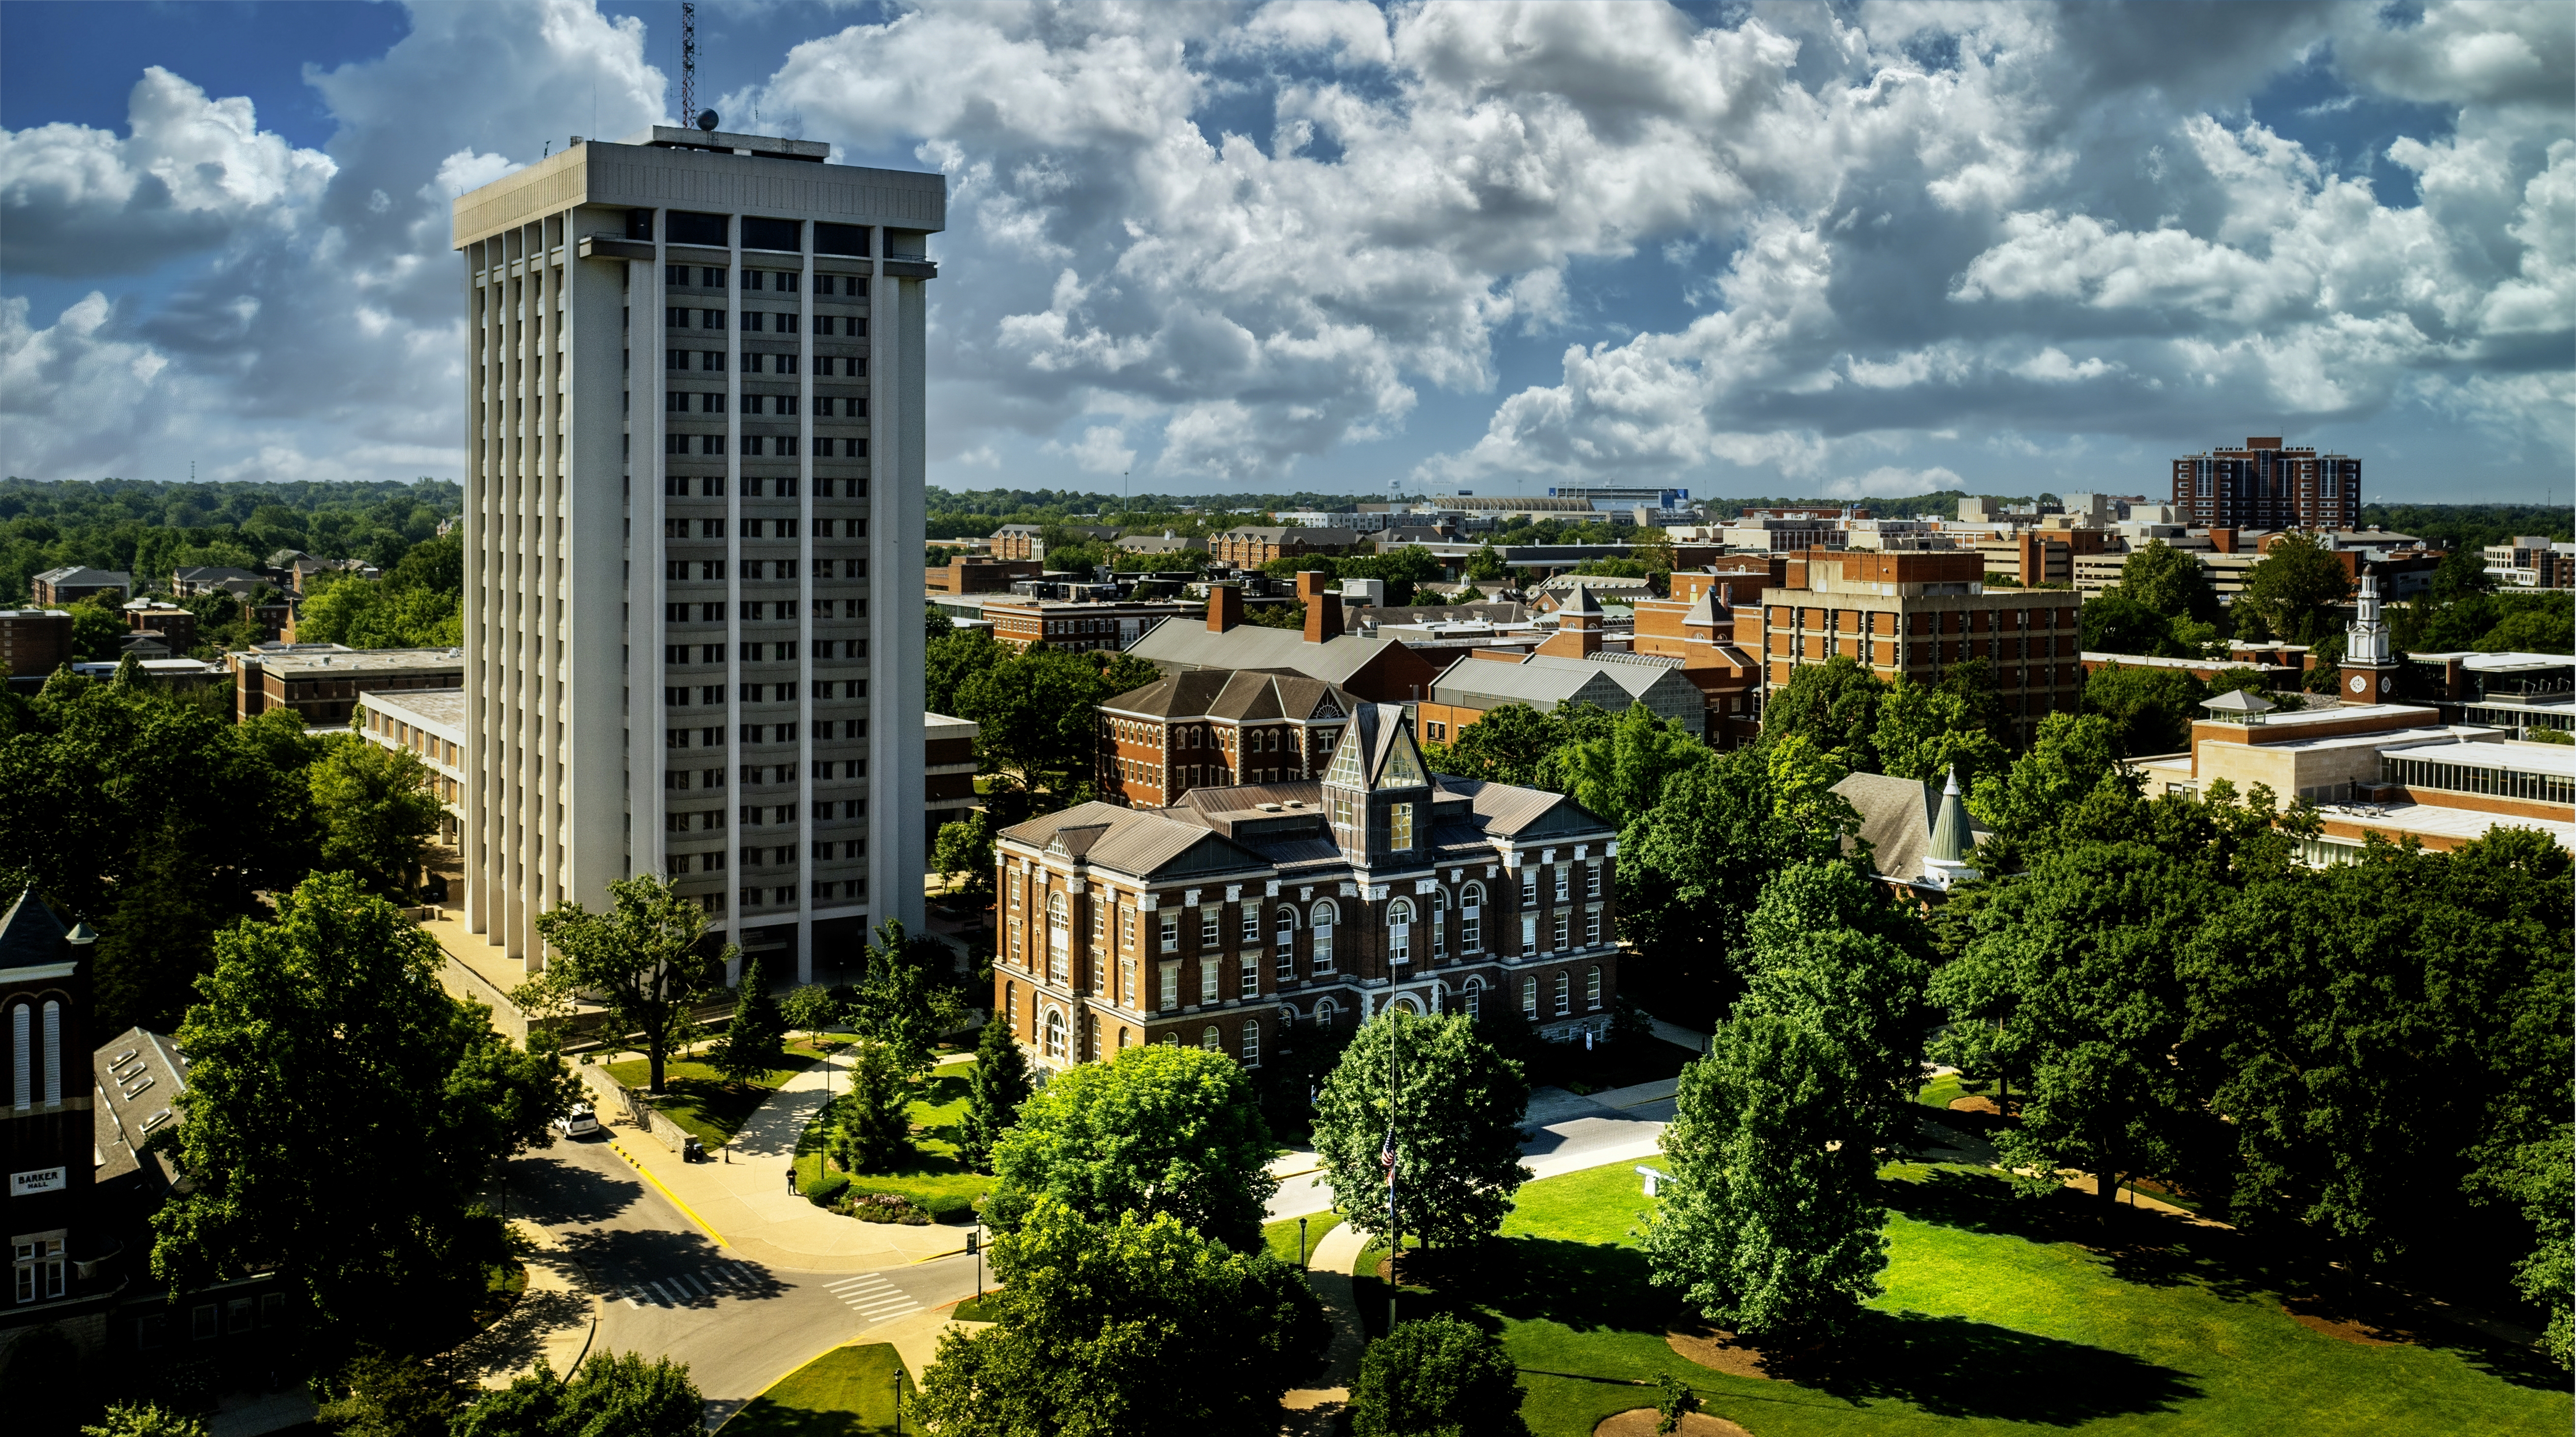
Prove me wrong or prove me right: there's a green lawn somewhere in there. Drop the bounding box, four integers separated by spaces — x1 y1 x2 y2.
1352 1160 2569 1437
1913 1071 1980 1109
602 1043 822 1149
795 1062 995 1220
1263 1212 1341 1267
720 1342 913 1436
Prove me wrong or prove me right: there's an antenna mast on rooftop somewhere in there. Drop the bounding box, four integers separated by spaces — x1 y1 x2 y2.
679 2 696 129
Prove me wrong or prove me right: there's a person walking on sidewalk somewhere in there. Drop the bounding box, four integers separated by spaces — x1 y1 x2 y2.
785 1165 796 1195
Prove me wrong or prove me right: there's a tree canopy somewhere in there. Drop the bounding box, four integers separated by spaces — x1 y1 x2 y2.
2080 661 2209 757
0 675 434 1034
150 872 573 1357
949 642 1165 792
1643 1006 1888 1338
1311 1010 1532 1251
532 875 730 1092
1614 736 1860 1008
2240 532 2352 642
959 1010 1035 1173
985 1042 1280 1251
911 1198 1328 1437
1349 1314 1528 1437
1760 654 1887 772
0 475 459 617
451 1352 705 1437
2116 539 2220 623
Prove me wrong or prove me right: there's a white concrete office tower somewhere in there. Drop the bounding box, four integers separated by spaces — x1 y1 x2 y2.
451 123 942 982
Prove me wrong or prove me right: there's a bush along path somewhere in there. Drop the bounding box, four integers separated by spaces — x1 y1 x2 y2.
792 1053 994 1226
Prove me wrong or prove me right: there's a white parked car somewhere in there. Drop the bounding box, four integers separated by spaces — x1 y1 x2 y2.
555 1102 600 1138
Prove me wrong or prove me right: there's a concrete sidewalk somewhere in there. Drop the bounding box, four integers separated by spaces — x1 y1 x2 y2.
1265 1078 1676 1222
1280 1218 1371 1435
601 1051 968 1273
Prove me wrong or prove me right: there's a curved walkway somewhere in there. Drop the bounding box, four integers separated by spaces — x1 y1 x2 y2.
604 1050 973 1273
1279 1219 1372 1435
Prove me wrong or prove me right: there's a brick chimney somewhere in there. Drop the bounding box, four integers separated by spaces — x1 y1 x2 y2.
1207 583 1243 632
1294 569 1331 603
1304 590 1343 645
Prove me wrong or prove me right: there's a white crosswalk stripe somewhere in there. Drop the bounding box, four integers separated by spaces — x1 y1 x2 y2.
623 1264 762 1309
823 1273 920 1321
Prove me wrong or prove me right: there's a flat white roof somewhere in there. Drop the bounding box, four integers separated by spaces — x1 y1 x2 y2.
2084 650 2296 671
2250 702 2438 730
2317 801 2575 850
2410 651 2576 669
2379 735 2576 778
362 687 466 733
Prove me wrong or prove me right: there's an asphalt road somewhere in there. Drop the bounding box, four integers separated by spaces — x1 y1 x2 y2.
499 1134 989 1425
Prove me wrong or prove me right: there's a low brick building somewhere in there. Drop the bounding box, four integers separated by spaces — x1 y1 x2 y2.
990 524 1118 562
1762 549 2085 741
993 702 1623 1074
1209 526 1363 568
121 600 197 655
925 556 1041 594
1097 670 1356 807
0 609 72 679
926 712 981 842
29 567 129 608
980 594 1202 653
232 646 463 725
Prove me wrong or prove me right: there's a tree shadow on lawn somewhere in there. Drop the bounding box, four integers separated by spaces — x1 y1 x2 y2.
1804 1309 2200 1426
1883 1166 2266 1302
1389 1236 2198 1428
1880 1167 2564 1392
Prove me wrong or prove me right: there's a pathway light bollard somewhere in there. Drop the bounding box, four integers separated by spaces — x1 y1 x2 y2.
969 1224 983 1299
1298 1216 1308 1271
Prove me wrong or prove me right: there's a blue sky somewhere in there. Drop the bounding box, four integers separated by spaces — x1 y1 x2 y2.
2 1 2568 503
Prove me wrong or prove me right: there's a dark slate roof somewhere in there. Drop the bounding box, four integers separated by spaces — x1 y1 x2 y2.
94 1027 192 1198
1832 771 1992 884
1127 621 1411 687
34 565 132 586
1102 669 1352 724
0 887 68 971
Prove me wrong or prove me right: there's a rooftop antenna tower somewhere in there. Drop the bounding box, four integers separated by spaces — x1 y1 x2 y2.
679 2 696 130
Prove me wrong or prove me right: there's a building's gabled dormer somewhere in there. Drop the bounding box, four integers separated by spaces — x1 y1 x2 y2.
1322 703 1435 868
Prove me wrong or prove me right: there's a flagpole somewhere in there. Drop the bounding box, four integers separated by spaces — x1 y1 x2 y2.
1387 1008 1400 1334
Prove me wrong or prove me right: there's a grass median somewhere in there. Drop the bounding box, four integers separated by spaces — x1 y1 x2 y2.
793 1061 994 1221
719 1342 912 1436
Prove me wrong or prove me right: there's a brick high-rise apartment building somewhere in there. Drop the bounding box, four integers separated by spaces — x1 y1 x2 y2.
2172 436 2360 531
1761 549 2084 739
451 123 942 979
